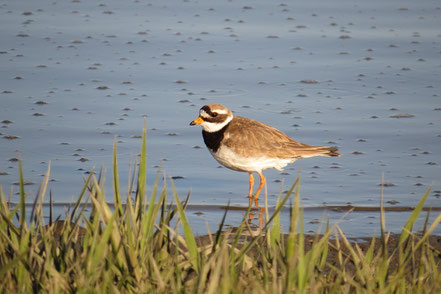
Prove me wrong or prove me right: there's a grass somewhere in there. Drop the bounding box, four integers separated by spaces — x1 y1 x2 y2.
1 125 440 293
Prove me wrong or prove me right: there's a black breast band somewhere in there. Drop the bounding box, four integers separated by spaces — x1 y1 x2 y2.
202 124 229 153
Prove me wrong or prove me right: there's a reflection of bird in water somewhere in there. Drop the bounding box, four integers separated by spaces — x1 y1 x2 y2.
248 205 265 229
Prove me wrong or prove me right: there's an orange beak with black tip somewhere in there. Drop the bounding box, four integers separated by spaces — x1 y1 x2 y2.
190 116 204 126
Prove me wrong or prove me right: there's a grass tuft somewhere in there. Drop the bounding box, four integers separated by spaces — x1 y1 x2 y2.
0 129 440 292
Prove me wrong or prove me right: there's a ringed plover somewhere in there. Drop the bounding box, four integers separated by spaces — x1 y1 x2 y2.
190 104 340 205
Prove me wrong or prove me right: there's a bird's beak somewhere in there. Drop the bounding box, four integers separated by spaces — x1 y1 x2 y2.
190 116 203 126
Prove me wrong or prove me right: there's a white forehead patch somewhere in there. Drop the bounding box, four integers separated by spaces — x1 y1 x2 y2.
213 109 229 115
200 109 210 118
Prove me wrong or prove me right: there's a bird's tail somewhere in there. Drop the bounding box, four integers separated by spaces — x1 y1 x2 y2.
326 147 340 157
295 146 340 159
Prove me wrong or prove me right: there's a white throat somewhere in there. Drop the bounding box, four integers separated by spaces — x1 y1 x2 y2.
201 115 233 133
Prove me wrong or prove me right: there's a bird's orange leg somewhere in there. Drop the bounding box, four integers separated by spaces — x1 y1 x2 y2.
248 172 254 206
253 171 266 206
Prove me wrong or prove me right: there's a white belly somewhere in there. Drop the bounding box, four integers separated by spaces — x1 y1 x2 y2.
210 145 296 173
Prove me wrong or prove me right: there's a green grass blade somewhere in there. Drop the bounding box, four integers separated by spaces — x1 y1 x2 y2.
213 200 230 251
113 138 123 217
30 161 51 224
318 218 330 270
144 169 162 236
136 121 148 216
380 174 387 258
397 186 432 271
297 208 306 292
399 186 431 245
414 212 441 250
141 170 167 253
270 192 282 249
70 171 94 221
17 153 27 232
172 181 200 274
286 175 301 261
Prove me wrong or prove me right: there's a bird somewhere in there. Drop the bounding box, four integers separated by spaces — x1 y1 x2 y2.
190 103 340 206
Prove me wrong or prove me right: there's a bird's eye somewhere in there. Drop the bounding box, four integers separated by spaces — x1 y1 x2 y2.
212 112 218 117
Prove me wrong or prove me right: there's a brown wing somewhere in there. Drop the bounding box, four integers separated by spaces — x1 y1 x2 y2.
224 116 339 158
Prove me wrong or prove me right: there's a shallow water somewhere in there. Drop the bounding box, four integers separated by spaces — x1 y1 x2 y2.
1 0 440 236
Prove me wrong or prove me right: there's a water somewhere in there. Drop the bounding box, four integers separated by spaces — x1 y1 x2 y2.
1 0 440 236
